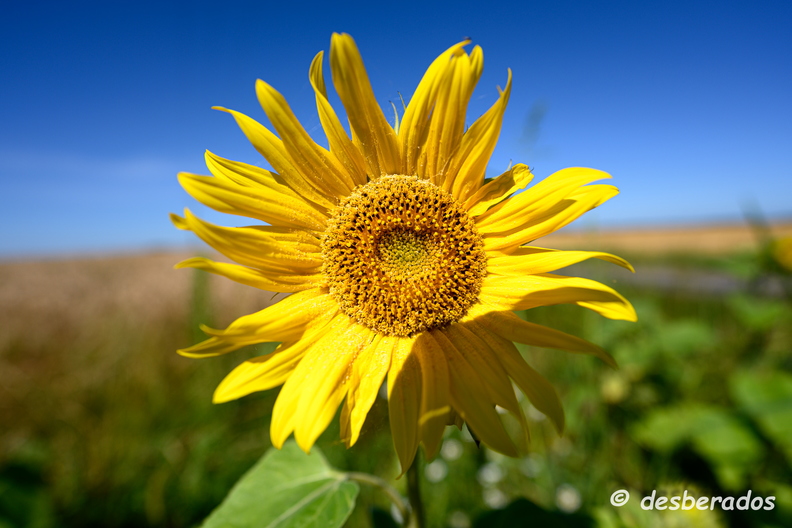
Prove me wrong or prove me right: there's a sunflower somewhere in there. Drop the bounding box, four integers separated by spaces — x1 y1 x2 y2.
172 33 636 471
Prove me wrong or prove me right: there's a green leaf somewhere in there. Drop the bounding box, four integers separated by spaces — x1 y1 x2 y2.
731 370 792 463
727 294 786 331
691 409 762 463
201 441 359 528
630 405 699 452
655 319 714 357
631 404 763 489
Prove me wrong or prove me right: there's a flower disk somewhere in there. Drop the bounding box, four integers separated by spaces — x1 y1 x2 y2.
322 175 487 337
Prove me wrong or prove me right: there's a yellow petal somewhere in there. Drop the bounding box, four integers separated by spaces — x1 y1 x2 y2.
202 290 336 341
177 289 336 358
329 33 400 177
442 324 523 418
387 336 422 473
256 79 355 197
482 184 619 252
177 171 327 231
485 329 566 434
430 330 518 457
341 334 394 447
420 46 483 182
447 409 465 430
444 322 530 449
213 107 336 209
339 400 353 446
309 51 368 187
444 70 512 202
471 308 616 367
577 299 640 321
174 257 321 293
292 317 374 452
205 150 295 190
488 247 634 275
269 313 350 449
171 209 322 273
477 167 611 232
412 333 451 460
175 337 245 359
464 164 534 216
399 40 471 176
479 273 637 321
269 374 304 449
213 341 308 403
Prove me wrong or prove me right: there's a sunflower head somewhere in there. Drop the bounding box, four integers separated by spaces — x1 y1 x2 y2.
322 174 487 337
173 33 636 472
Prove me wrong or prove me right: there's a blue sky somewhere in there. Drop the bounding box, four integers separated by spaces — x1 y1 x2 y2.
2 0 790 257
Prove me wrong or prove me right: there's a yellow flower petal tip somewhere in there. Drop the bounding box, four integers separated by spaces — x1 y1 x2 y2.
169 212 188 230
172 34 636 469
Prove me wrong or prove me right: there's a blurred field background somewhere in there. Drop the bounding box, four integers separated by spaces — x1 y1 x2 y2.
2 221 792 528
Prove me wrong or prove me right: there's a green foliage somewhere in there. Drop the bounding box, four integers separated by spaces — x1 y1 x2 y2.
632 405 763 489
731 371 792 464
202 442 358 528
727 295 787 332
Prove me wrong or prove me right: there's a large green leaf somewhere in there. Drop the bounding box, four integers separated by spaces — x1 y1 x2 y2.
201 442 359 528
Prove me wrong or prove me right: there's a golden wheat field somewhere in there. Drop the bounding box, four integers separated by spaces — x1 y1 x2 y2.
543 222 792 254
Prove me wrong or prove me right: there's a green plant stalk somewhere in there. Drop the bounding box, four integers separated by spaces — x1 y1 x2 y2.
406 454 425 528
346 471 410 524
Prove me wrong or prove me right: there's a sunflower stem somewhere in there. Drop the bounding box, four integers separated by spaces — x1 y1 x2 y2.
406 454 425 528
346 471 410 524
